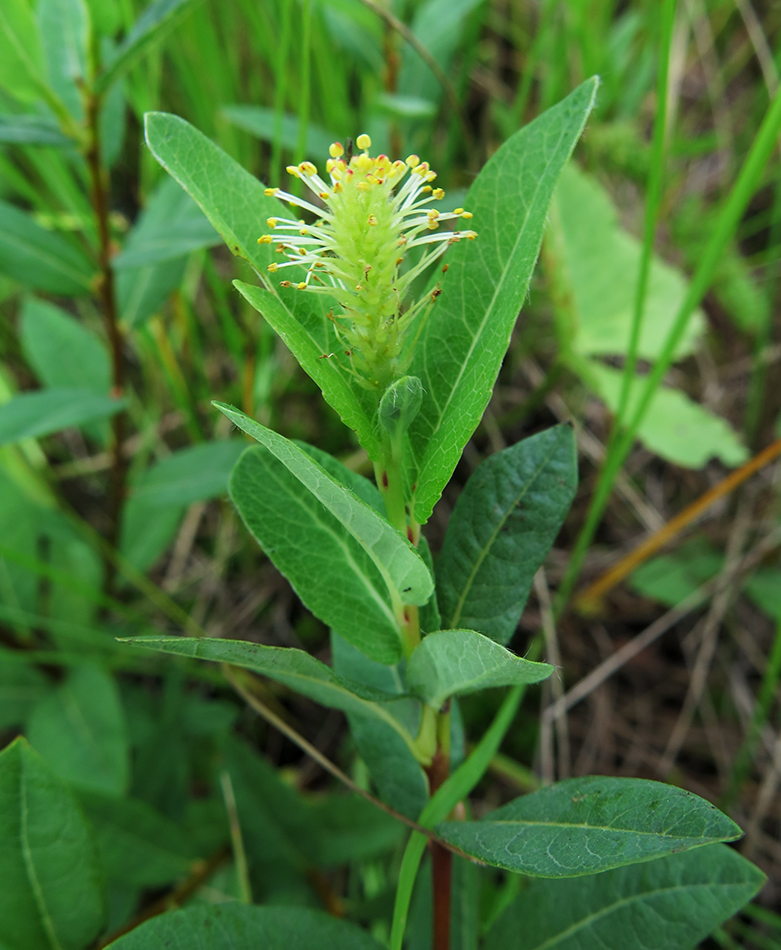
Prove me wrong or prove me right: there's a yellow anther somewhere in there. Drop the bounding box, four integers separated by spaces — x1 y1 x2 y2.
264 187 278 196
326 158 336 173
280 280 291 288
299 228 309 235
427 219 439 230
297 281 307 290
406 154 420 167
461 211 473 219
286 165 300 177
333 181 343 193
267 262 278 272
368 214 377 226
356 133 371 150
433 188 445 200
356 181 368 192
299 161 317 175
329 142 344 158
422 185 433 193
258 234 273 244
319 191 330 199
466 231 477 239
266 218 278 228
298 248 307 256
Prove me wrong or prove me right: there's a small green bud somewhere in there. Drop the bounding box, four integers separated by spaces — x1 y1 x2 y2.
379 376 423 442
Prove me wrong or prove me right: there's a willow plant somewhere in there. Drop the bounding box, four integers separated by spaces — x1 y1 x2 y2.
117 77 766 950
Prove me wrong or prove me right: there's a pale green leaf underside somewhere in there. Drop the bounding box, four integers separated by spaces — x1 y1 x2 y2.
406 629 552 709
126 636 420 758
216 402 432 607
436 776 742 878
582 361 748 469
105 904 386 949
229 446 403 663
408 78 599 523
232 282 381 459
437 425 577 644
484 845 764 950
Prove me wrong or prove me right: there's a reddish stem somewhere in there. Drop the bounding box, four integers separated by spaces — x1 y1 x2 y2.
426 747 452 950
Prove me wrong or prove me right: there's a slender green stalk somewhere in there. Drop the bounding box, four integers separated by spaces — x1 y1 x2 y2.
555 81 781 615
721 614 781 809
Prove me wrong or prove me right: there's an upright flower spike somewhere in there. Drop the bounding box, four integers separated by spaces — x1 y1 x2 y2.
259 135 476 392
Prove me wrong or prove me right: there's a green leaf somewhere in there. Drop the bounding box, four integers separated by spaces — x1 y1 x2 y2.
119 497 182 573
436 776 742 877
630 537 723 608
27 663 129 796
744 567 781 620
0 113 69 145
216 402 432 607
550 164 705 361
582 360 748 468
130 440 247 507
97 0 203 94
105 904 386 949
297 442 385 514
331 632 428 820
0 0 47 103
221 104 335 159
437 425 577 644
126 635 422 757
0 200 94 295
227 443 410 662
80 792 201 887
0 388 126 446
0 737 106 950
483 845 765 950
0 647 52 728
408 78 598 523
113 176 220 269
38 0 90 119
20 297 111 393
117 254 186 328
406 629 552 710
143 111 279 274
233 281 381 459
311 794 404 866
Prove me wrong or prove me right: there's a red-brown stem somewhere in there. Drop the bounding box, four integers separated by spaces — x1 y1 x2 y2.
426 745 452 950
84 90 126 592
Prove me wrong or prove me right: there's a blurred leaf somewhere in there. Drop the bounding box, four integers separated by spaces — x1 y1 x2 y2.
97 0 204 94
20 297 110 392
436 776 741 877
437 426 577 644
483 845 765 950
0 738 106 950
127 635 420 755
332 631 428 820
38 0 90 119
229 445 404 663
216 403 433 607
310 794 404 866
744 567 781 620
0 649 52 728
408 78 598 524
550 164 705 361
0 113 70 145
113 176 219 269
117 254 186 328
377 93 437 119
399 0 484 103
105 904 386 949
99 54 126 167
27 663 129 796
583 361 748 468
0 388 125 446
130 440 246 507
81 792 202 887
406 629 552 710
221 104 335 158
630 537 723 607
119 495 183 573
0 200 94 295
84 0 118 35
0 0 48 103
319 0 382 72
